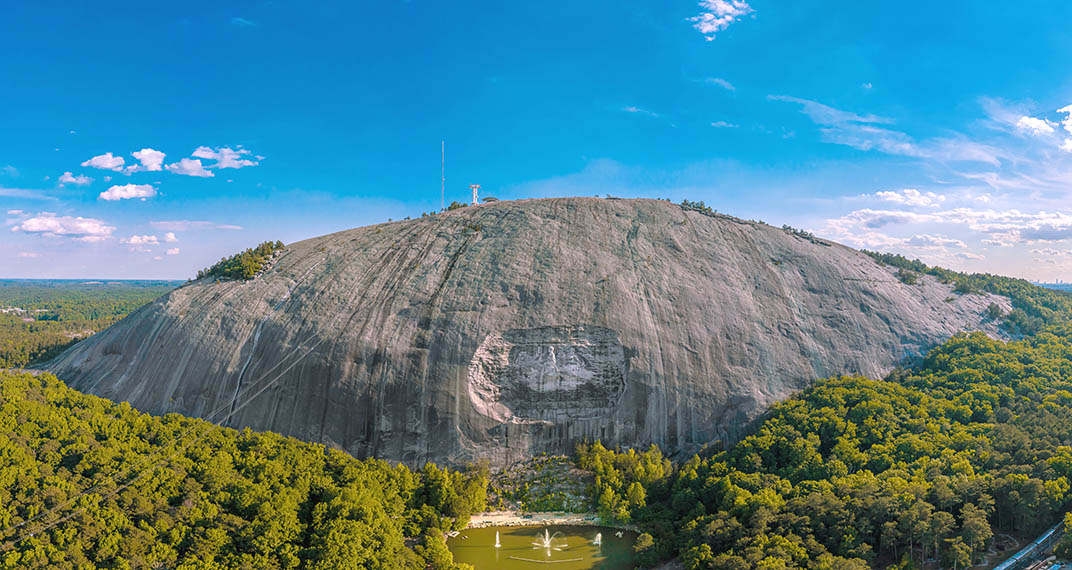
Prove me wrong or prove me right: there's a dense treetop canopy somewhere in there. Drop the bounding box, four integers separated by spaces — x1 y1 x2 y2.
0 371 485 569
573 261 1072 570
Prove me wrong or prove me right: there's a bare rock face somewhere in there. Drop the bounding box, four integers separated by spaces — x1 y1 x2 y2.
45 198 1010 467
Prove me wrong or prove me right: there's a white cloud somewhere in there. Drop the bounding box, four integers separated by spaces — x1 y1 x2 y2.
81 152 125 171
705 77 736 91
905 234 967 249
127 148 166 172
166 248 180 255
2 165 17 177
1061 139 1072 153
121 234 159 245
1016 116 1056 136
164 232 178 242
99 183 157 201
7 209 24 215
12 213 115 241
191 146 259 169
58 171 92 186
150 220 242 231
956 252 985 260
711 121 739 128
825 206 1072 247
165 158 214 177
17 252 40 258
861 82 873 90
1059 104 1072 135
873 189 945 207
691 0 754 41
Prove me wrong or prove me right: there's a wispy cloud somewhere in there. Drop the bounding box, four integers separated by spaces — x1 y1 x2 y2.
622 106 660 118
711 121 739 128
771 95 1007 166
704 77 736 91
0 187 55 200
768 95 892 126
690 0 754 41
150 220 242 231
231 17 257 27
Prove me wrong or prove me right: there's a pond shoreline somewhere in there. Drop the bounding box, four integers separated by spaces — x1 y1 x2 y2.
460 511 639 534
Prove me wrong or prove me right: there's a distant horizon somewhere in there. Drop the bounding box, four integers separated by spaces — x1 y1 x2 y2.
0 278 184 283
4 2 1072 281
5 193 1072 282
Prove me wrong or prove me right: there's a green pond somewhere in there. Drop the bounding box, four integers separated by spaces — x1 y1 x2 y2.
447 525 637 570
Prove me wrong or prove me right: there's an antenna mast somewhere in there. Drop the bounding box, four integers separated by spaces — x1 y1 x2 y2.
440 141 445 212
470 183 480 206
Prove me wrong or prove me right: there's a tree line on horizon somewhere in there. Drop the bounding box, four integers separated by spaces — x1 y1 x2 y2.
0 283 173 368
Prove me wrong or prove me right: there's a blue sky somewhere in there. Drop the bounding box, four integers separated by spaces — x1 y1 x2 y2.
3 1 1072 280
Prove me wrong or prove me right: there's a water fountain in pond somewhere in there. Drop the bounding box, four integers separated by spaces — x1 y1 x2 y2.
495 531 501 548
532 528 568 553
593 532 602 546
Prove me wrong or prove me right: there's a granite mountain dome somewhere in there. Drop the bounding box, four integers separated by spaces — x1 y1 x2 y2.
46 198 1010 467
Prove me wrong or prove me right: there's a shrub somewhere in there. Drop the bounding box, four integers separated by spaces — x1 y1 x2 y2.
680 199 717 216
986 303 1005 320
896 268 919 285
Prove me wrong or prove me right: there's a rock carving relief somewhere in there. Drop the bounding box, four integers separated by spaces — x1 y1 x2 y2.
467 325 626 424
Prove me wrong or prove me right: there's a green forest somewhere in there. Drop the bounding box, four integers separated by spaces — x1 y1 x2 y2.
0 281 177 368
573 260 1072 569
0 371 486 569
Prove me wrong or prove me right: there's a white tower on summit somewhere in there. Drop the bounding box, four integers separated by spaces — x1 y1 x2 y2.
470 183 480 206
